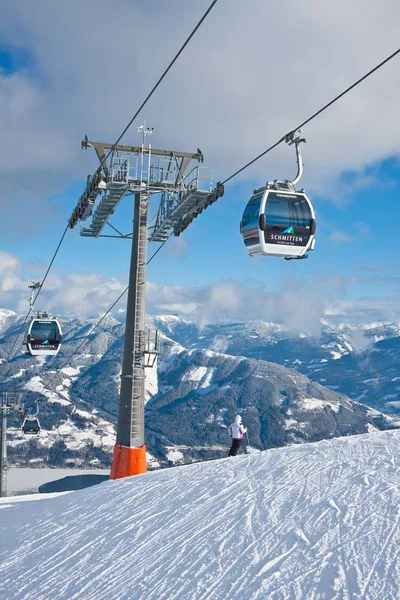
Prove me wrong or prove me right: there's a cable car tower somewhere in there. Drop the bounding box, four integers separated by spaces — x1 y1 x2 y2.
68 125 223 479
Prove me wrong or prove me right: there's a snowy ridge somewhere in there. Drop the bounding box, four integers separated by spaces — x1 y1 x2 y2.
0 308 18 336
151 315 400 417
2 430 400 599
146 346 397 464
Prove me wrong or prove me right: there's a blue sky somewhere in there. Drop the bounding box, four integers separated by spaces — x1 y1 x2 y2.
4 147 399 295
1 0 399 329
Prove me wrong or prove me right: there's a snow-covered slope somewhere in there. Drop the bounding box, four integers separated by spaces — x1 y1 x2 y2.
2 429 400 599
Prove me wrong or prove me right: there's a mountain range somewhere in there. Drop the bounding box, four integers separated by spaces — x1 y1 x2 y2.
149 315 400 415
0 309 399 468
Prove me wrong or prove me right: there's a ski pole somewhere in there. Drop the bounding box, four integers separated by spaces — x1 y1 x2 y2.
245 430 254 455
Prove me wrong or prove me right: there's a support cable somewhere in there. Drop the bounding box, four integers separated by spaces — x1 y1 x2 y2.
2 310 32 365
43 235 172 390
100 0 220 168
2 223 70 365
7 20 394 372
221 47 400 185
31 224 70 308
3 0 217 369
6 0 219 366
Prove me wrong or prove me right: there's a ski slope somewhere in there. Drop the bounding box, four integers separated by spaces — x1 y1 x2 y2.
2 430 400 599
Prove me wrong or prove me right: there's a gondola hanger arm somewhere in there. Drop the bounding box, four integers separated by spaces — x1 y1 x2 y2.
285 130 306 186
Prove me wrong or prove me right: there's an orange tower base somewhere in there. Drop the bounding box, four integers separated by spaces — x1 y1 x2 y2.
110 444 147 479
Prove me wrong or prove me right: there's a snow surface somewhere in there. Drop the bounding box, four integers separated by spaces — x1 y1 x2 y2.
182 365 209 382
145 361 158 401
155 314 189 325
0 491 70 505
9 368 26 379
2 430 400 599
60 366 81 377
166 448 185 463
181 365 218 394
25 376 71 406
301 397 340 412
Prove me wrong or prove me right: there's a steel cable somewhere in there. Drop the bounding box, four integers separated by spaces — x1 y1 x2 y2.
100 0 220 168
42 234 172 390
3 1 219 367
222 47 400 185
2 224 70 364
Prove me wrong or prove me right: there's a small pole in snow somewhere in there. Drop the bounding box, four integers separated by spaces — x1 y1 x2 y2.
246 430 258 455
245 430 252 453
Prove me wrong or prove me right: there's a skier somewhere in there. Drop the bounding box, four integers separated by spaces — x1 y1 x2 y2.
228 415 247 457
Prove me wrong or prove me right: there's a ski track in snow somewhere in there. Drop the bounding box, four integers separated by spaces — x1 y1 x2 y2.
2 430 400 599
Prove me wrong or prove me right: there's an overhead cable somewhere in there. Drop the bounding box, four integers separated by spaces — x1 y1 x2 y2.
2 310 32 365
31 224 70 308
43 234 172 390
222 47 400 185
6 1 218 365
100 0 220 168
2 223 70 365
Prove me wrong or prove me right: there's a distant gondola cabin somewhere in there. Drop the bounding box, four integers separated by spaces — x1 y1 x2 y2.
22 418 41 435
26 313 62 356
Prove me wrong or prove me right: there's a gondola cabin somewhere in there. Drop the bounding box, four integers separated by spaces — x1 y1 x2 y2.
26 313 62 357
240 182 316 259
22 418 41 435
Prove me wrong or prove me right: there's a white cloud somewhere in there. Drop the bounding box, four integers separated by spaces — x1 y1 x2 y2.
346 329 374 355
163 236 189 259
156 302 198 315
208 282 243 312
44 273 126 317
328 221 371 243
146 277 364 336
0 275 26 293
0 252 25 296
0 251 127 317
210 335 230 353
355 222 371 236
0 251 20 272
146 276 400 333
328 231 353 243
1 251 399 332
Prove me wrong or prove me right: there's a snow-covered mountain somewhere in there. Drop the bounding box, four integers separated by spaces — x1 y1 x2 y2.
150 315 400 416
0 314 124 469
0 311 398 468
145 347 395 464
0 308 18 334
2 429 400 599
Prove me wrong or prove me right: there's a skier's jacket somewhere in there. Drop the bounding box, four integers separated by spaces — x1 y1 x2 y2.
229 415 247 440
